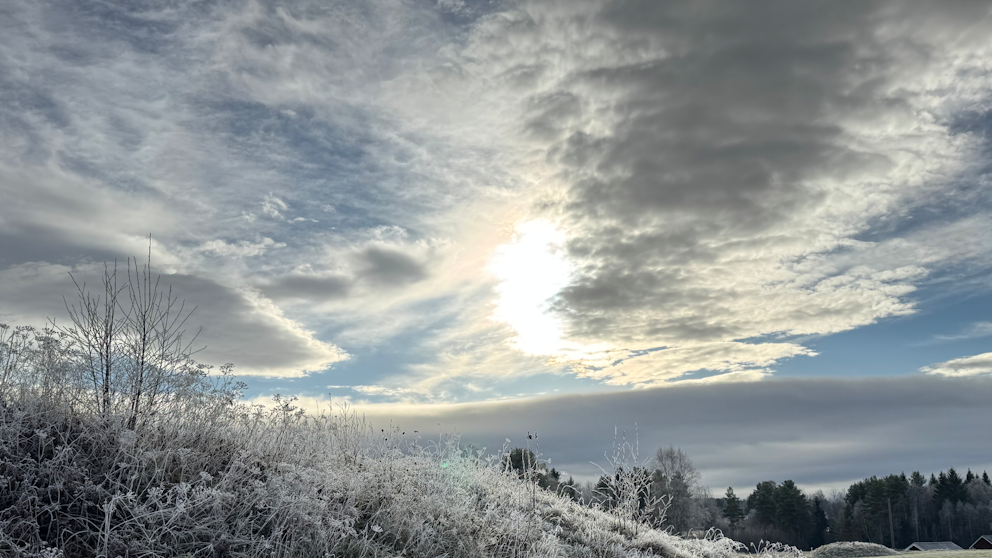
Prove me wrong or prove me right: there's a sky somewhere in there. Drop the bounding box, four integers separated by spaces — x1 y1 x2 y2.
2 0 992 492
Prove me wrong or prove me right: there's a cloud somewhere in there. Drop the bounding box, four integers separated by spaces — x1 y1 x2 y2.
261 273 353 302
262 194 289 220
0 262 347 377
918 321 992 345
439 0 992 381
922 352 992 377
355 246 428 286
197 238 285 258
5 0 992 396
289 375 992 491
576 342 816 387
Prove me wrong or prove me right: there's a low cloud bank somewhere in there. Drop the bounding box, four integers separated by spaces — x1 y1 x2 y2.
346 375 992 492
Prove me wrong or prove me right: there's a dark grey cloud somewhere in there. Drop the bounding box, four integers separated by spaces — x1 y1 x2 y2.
452 0 992 363
0 262 346 376
362 375 992 491
262 274 352 302
356 246 428 286
547 2 888 342
558 2 884 217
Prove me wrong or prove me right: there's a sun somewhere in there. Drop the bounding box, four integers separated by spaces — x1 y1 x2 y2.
489 220 571 356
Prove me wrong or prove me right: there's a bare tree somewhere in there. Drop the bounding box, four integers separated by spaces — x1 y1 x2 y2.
120 244 201 429
0 324 34 397
57 241 204 427
62 262 126 416
651 446 703 532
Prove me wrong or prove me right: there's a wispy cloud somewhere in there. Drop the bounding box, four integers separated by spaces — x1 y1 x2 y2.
920 321 992 345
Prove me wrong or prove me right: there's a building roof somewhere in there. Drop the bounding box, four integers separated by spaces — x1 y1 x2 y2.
970 535 992 549
904 542 964 551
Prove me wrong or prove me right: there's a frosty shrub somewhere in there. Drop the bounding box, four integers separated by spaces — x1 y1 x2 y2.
0 388 789 558
810 542 901 558
591 426 672 536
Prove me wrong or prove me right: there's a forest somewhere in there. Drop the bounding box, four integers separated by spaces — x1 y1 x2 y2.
723 469 992 551
571 458 992 551
504 443 992 551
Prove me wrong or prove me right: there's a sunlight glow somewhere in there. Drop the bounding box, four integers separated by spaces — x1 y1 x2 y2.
489 220 571 356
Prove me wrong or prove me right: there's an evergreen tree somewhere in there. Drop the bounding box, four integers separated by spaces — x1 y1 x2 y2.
945 468 967 504
910 471 926 487
594 473 619 509
723 487 744 528
775 480 810 543
908 471 927 542
934 471 949 511
749 481 778 527
864 477 889 543
883 474 909 548
810 495 829 549
539 466 561 492
983 471 991 486
559 475 581 502
504 447 539 479
965 469 975 484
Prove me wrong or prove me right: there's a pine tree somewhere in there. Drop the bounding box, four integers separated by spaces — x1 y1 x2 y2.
983 471 991 486
965 469 975 484
723 487 744 528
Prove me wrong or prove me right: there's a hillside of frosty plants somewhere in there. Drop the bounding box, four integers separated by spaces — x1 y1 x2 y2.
0 260 769 558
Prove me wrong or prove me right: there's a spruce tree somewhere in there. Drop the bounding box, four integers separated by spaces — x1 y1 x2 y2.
723 487 744 528
883 474 909 548
775 480 809 543
750 481 778 527
810 496 829 549
910 471 926 487
945 468 966 504
983 471 991 486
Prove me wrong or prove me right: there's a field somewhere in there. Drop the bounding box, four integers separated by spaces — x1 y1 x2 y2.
744 551 992 558
901 553 992 558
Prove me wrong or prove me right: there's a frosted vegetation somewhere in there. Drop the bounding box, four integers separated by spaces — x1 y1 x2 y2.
809 542 899 558
0 259 784 557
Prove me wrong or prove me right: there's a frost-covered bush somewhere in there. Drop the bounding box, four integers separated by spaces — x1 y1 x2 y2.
810 541 900 558
0 386 791 558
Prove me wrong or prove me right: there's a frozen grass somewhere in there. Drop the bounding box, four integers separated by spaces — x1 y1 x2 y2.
0 390 792 558
810 542 900 558
0 389 792 558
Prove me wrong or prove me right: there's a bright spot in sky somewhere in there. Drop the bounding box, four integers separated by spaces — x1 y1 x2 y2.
490 220 571 356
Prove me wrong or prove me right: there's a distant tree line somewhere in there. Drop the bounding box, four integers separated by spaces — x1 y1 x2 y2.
508 441 992 552
713 468 992 550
